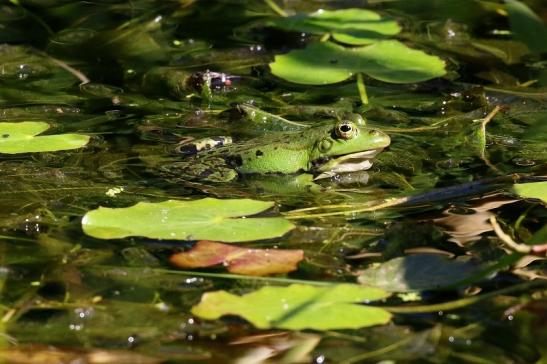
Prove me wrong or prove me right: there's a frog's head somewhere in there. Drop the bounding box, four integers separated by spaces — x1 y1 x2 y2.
309 120 390 176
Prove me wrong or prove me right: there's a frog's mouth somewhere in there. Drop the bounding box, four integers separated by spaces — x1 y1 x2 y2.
313 148 383 180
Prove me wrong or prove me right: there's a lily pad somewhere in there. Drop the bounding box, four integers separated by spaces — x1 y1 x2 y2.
270 40 446 85
527 224 547 246
191 283 391 330
82 198 295 243
272 8 401 45
357 254 482 292
0 121 90 154
513 181 547 204
170 240 304 276
505 0 547 53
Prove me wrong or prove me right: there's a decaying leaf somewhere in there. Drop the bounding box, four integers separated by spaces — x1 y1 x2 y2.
170 240 304 276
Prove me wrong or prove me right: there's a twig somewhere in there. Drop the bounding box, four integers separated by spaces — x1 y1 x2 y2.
477 105 502 174
48 57 90 85
34 50 90 84
490 216 532 253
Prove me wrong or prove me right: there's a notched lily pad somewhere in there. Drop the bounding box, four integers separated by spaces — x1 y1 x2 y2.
357 254 482 292
513 181 547 204
191 283 392 330
82 198 295 243
170 240 304 276
271 8 401 45
0 121 90 154
270 40 446 85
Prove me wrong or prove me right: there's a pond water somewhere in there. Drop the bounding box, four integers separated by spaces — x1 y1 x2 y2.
1 1 546 363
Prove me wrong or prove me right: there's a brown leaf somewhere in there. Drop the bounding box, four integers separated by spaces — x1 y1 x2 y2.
170 240 304 276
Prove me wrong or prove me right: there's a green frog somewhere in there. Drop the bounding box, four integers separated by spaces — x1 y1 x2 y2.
164 120 390 182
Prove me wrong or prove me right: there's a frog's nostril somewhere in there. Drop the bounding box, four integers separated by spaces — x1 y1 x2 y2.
369 130 379 136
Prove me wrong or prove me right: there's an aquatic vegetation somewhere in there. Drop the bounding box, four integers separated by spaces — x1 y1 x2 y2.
82 198 295 242
191 283 392 330
0 121 90 153
0 0 546 362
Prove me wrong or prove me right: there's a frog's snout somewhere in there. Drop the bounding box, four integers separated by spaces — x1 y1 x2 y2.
367 129 391 148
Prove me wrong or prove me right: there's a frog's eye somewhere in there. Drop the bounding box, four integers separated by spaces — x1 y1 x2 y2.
318 138 332 153
335 121 357 140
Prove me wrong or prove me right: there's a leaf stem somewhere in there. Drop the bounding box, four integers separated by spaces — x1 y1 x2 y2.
263 0 288 17
319 33 331 42
356 73 369 105
381 281 544 314
341 337 413 364
97 266 335 286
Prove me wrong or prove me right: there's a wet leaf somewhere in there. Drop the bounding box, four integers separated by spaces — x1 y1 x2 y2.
357 255 482 291
191 283 391 330
506 0 547 53
82 198 295 242
270 41 446 85
513 181 547 203
271 8 401 45
170 240 304 276
0 121 90 154
527 224 547 246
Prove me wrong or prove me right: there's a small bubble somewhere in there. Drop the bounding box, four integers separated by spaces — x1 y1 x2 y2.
512 157 535 167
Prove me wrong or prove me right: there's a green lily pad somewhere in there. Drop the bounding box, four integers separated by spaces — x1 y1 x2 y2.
0 121 90 154
272 8 401 45
82 198 295 243
527 224 547 245
357 255 481 292
506 0 547 54
513 181 547 204
191 283 391 330
270 40 446 85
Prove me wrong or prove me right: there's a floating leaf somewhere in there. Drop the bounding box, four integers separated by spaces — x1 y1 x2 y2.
505 0 547 53
0 121 90 154
527 224 547 246
357 255 481 291
170 240 304 276
191 284 391 330
513 182 547 204
270 41 446 85
272 8 401 45
82 198 295 242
